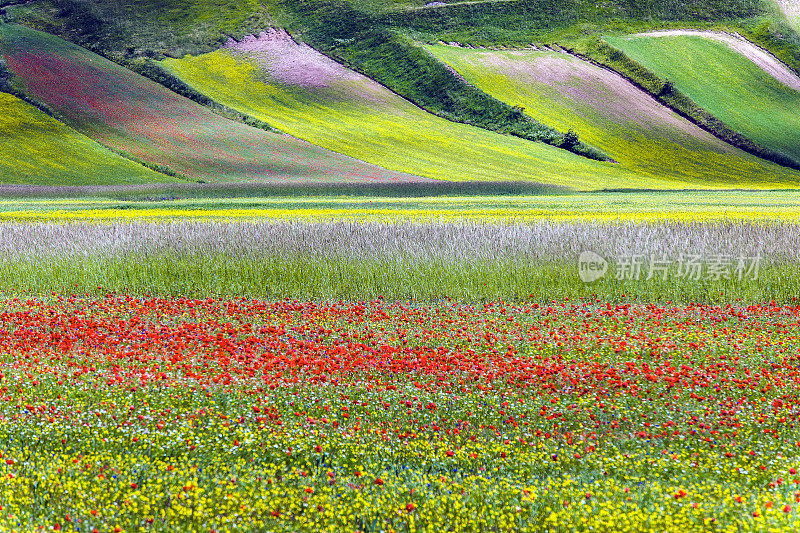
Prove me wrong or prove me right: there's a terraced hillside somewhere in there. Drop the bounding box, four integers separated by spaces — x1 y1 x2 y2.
0 24 420 184
161 30 723 189
0 92 168 185
607 32 800 163
426 45 800 186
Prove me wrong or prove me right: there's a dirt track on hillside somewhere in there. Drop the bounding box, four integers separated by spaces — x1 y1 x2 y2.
633 30 800 93
776 0 799 25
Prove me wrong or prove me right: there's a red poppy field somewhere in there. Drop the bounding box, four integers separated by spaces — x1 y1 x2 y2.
1 296 798 532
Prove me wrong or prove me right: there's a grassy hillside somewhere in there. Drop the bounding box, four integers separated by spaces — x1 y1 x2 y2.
160 35 669 189
8 0 799 171
427 45 800 186
607 33 800 163
2 0 274 59
0 92 171 185
383 0 766 44
0 24 419 184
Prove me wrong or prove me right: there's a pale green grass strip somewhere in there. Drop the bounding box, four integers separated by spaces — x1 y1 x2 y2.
607 34 800 162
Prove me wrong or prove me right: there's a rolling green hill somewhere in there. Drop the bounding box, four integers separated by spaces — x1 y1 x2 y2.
426 45 800 186
0 24 419 184
607 32 800 163
0 91 169 185
382 0 766 44
160 32 671 189
0 0 799 189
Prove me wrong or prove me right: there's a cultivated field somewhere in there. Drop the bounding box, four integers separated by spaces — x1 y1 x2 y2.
0 24 419 184
426 45 800 186
0 93 166 185
1 0 800 530
0 214 799 530
607 32 800 164
160 31 653 190
1 190 800 223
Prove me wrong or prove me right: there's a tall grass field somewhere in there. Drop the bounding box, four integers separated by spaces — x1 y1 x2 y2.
0 219 798 303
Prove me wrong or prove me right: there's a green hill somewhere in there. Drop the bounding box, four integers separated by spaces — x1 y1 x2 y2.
383 0 766 44
607 32 800 163
0 24 418 183
427 44 800 187
0 92 168 185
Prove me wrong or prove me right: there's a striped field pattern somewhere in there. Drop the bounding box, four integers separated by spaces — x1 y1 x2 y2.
0 24 421 184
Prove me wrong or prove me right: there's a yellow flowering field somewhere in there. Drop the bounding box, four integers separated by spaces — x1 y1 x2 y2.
2 190 800 222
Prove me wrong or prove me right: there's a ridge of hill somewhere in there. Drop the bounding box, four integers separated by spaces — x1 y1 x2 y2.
382 0 766 43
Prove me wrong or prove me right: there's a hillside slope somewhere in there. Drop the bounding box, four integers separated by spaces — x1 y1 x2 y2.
427 45 800 186
384 0 766 44
0 24 421 184
0 92 170 184
607 32 800 163
161 30 653 189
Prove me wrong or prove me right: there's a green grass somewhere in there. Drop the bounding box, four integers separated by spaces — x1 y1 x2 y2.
607 33 800 163
3 253 798 303
0 24 413 184
0 92 168 185
162 48 703 190
4 0 275 59
3 190 800 221
382 0 766 45
773 0 799 32
426 45 800 186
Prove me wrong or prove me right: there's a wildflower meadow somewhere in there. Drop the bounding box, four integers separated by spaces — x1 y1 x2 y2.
1 295 799 532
